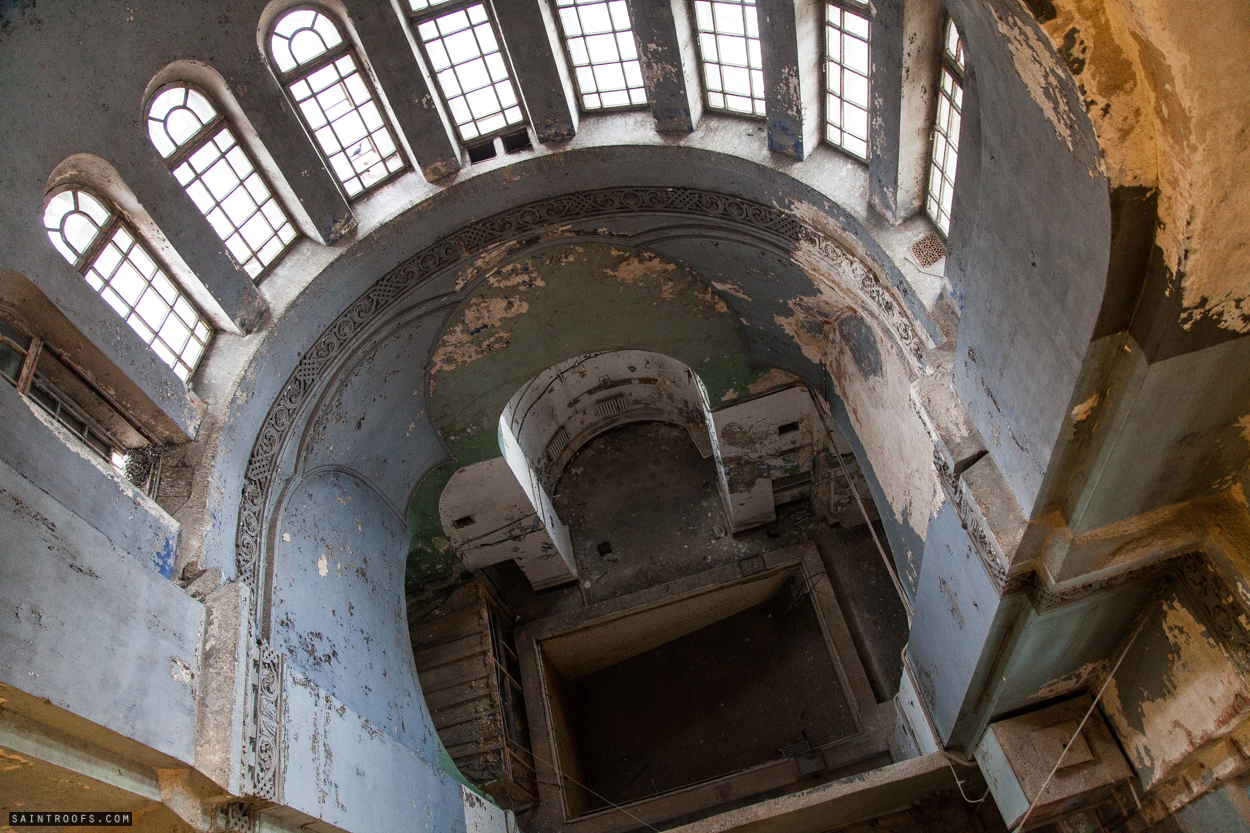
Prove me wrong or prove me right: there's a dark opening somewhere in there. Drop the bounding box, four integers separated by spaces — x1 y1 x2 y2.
562 592 854 811
778 420 801 435
467 141 497 163
501 128 532 153
597 541 613 556
453 515 476 529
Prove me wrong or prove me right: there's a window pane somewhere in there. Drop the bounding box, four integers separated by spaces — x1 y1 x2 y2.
555 0 647 111
416 4 525 142
72 218 215 380
694 0 764 116
271 9 343 73
824 4 870 160
286 50 405 197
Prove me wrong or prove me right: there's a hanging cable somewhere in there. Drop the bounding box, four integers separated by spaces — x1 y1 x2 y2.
527 744 663 832
1010 612 1148 831
829 431 914 622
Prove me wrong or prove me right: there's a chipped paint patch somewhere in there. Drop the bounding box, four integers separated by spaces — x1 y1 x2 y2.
430 297 529 375
1071 391 1102 422
1035 658 1109 700
1103 593 1250 787
995 8 1085 155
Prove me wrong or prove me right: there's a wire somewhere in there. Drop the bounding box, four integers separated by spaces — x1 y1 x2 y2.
831 441 914 622
944 753 991 804
526 744 663 832
1010 612 1149 831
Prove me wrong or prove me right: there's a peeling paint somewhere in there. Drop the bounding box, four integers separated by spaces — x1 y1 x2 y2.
995 7 1086 155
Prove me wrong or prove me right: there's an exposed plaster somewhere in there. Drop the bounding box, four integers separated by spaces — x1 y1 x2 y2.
1102 593 1250 788
994 6 1087 158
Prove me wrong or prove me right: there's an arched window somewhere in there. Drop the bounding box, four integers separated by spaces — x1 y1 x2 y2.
43 188 212 382
408 1 525 143
926 17 964 235
693 0 765 117
269 7 406 197
554 0 647 112
824 0 871 160
147 83 297 279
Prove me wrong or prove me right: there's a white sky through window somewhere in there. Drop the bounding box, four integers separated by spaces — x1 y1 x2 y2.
147 86 296 278
556 0 646 111
44 190 212 380
825 3 870 160
927 18 964 235
271 9 405 197
416 4 524 143
694 0 765 117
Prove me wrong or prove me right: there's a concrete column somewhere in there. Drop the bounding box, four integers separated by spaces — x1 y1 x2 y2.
758 0 823 159
871 0 945 222
123 149 268 334
627 0 704 133
225 59 357 245
350 2 463 181
492 0 579 143
868 0 904 220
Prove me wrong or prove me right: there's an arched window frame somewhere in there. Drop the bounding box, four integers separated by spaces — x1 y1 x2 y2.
553 0 648 113
691 0 766 118
42 186 214 383
268 6 408 198
146 81 298 281
405 0 529 145
823 0 871 161
926 16 964 236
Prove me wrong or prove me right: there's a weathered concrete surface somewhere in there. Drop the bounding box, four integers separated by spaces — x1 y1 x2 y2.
906 499 1002 745
272 468 441 761
0 456 202 764
946 0 1111 516
1101 583 1250 792
0 381 180 578
439 457 576 590
280 666 468 833
758 0 822 160
627 0 703 132
492 0 578 143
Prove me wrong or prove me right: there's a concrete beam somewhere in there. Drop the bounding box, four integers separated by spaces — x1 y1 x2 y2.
870 0 945 222
627 0 704 133
759 0 823 159
493 0 579 143
351 1 463 182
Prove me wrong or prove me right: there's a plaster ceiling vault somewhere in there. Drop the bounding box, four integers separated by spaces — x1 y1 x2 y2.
1 0 1249 832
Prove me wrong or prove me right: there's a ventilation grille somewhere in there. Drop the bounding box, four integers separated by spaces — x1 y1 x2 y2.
596 395 628 418
546 426 570 462
909 232 947 268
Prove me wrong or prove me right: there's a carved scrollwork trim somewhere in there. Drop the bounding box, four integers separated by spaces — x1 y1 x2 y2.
234 187 930 611
215 802 252 833
242 639 284 803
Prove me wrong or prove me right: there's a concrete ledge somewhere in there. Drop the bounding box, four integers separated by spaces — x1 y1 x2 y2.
668 752 956 833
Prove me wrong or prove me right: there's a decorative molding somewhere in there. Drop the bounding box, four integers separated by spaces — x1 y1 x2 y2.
1176 552 1250 674
242 639 284 803
215 802 252 833
235 187 929 608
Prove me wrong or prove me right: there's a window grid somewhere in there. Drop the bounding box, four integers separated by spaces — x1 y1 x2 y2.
271 8 406 198
926 18 964 235
147 85 297 280
43 190 212 382
555 0 646 111
824 2 871 160
693 0 765 117
412 3 525 143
